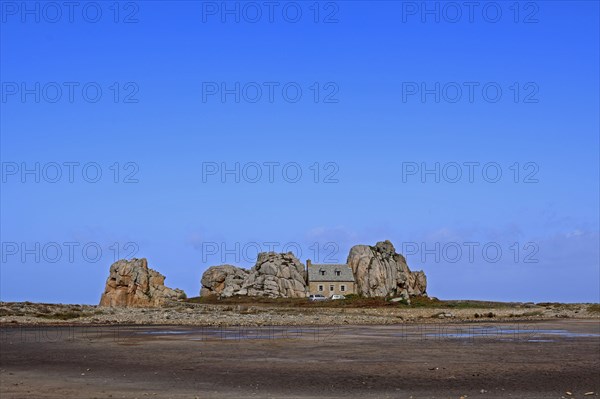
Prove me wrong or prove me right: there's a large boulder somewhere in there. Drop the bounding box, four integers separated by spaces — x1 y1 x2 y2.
244 252 308 298
200 252 308 298
200 265 249 297
99 258 186 307
346 240 427 298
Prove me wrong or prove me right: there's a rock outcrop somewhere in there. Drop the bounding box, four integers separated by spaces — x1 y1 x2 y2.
346 240 427 299
244 252 308 298
99 258 186 307
200 265 249 298
200 241 426 300
200 252 307 298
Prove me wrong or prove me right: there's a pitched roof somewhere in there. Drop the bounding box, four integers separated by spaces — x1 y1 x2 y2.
308 264 355 282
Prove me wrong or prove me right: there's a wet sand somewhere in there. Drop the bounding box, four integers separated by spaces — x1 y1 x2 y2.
1 320 599 398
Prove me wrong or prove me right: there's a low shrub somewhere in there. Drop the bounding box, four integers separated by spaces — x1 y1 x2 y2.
587 304 600 313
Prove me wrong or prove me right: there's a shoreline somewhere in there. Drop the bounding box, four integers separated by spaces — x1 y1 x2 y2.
2 300 598 327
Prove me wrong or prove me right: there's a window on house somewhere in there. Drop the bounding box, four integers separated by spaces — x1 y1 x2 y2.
318 285 323 292
329 285 334 291
335 270 341 276
340 285 346 292
319 270 326 276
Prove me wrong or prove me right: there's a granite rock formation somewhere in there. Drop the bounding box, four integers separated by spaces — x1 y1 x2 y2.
200 241 426 300
200 265 249 298
200 252 307 298
99 258 186 307
346 240 427 299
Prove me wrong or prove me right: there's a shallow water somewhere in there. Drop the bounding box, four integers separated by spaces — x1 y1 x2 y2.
138 327 325 340
422 327 600 341
136 325 600 342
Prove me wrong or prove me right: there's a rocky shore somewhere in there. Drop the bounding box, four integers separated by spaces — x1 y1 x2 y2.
1 300 598 327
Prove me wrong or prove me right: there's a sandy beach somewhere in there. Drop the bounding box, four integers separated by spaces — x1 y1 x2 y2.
1 319 599 398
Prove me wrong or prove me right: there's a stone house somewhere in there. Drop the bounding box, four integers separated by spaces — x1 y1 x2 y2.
306 259 355 296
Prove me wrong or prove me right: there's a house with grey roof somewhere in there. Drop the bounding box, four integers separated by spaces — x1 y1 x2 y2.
306 259 355 296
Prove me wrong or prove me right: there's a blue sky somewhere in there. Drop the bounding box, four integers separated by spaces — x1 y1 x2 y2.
1 1 598 304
